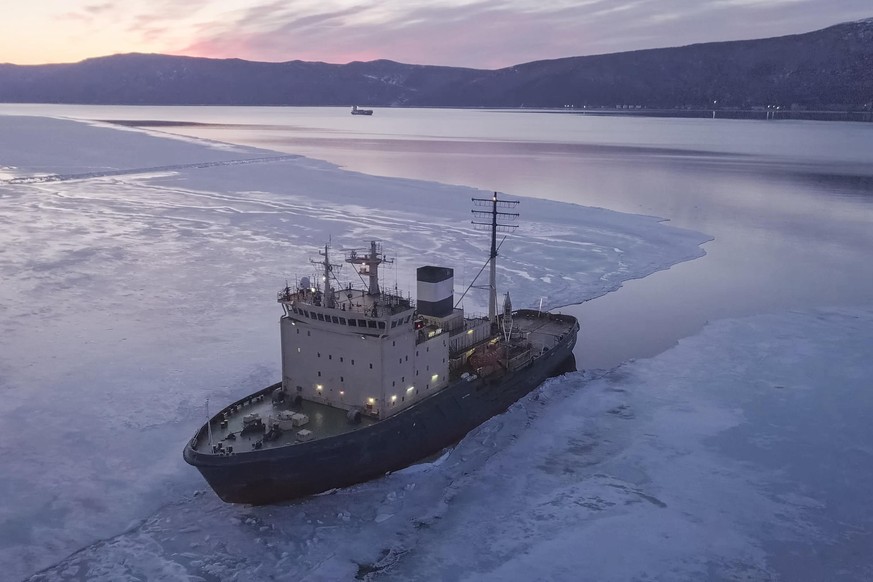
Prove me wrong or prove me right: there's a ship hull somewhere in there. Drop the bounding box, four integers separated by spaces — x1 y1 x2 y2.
184 321 578 505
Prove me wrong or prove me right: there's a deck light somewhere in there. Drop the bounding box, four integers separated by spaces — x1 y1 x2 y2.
367 397 375 405
391 395 397 402
406 386 414 393
316 384 323 391
431 374 439 382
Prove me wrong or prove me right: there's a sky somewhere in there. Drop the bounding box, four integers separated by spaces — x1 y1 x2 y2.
1 1 872 69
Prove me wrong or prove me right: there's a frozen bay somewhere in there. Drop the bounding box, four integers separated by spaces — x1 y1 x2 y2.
27 307 873 581
2 111 871 580
0 114 706 579
6 105 873 369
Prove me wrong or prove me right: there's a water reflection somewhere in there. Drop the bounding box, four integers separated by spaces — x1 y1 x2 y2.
5 105 869 369
154 118 873 370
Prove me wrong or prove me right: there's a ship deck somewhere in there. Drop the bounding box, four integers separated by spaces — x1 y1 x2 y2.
193 394 377 457
190 310 576 458
508 310 576 352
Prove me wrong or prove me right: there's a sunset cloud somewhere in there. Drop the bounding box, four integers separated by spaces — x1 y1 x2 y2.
2 0 871 67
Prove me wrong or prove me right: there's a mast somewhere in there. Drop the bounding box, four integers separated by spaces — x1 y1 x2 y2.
472 192 519 326
502 291 514 342
346 240 392 296
312 243 337 308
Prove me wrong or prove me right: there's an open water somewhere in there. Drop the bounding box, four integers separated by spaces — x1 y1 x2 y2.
5 104 872 368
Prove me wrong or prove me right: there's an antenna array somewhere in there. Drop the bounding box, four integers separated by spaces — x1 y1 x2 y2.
471 192 519 325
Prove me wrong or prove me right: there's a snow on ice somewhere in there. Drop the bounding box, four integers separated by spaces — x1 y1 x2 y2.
1 115 869 581
26 308 873 582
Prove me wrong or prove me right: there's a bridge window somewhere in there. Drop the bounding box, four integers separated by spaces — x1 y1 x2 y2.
349 319 357 327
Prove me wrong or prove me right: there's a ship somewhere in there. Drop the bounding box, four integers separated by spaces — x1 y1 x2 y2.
183 193 579 504
351 105 373 115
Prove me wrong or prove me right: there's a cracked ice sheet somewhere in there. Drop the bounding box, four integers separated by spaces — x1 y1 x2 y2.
0 115 708 580
30 308 873 581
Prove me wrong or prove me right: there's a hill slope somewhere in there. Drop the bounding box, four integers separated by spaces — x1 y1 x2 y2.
1 19 871 108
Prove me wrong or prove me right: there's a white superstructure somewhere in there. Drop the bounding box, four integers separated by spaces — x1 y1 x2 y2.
277 241 483 418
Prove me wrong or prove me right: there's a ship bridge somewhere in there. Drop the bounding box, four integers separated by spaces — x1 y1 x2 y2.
278 285 414 336
277 240 415 335
275 241 451 420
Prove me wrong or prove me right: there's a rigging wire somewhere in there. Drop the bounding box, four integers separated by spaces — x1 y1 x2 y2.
454 236 507 308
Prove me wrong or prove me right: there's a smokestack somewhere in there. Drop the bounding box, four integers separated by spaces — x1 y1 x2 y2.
416 266 454 318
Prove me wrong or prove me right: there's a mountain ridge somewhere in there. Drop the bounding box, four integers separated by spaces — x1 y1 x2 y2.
1 19 871 109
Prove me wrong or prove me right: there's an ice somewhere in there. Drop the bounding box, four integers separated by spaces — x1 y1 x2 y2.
9 113 862 581
26 307 873 581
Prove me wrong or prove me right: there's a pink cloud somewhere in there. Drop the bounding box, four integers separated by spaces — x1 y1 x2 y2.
169 0 873 68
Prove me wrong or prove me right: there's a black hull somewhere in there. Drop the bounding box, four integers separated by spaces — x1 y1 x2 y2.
184 323 577 504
